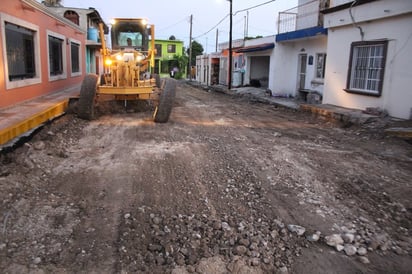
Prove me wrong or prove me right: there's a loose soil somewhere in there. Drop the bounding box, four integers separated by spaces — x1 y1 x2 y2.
0 81 411 273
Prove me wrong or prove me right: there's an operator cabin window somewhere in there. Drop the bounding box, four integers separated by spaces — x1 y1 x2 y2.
70 41 81 75
167 44 176 53
119 32 142 47
48 36 63 76
346 40 387 96
315 53 326 79
5 22 36 81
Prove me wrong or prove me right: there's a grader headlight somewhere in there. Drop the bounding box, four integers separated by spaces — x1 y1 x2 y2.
105 58 113 66
136 54 145 63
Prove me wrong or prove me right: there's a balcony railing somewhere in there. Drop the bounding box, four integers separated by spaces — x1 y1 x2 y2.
277 0 329 34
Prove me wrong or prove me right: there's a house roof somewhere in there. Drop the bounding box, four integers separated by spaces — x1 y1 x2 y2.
235 43 275 53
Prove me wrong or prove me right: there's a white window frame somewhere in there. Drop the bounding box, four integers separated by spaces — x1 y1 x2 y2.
69 38 82 77
0 12 41 90
46 30 67 81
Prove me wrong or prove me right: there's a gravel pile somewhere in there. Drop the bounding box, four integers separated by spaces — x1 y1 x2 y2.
118 208 307 273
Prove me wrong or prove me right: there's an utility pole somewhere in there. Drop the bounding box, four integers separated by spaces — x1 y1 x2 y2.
215 28 219 53
245 11 249 39
188 14 193 80
228 0 233 90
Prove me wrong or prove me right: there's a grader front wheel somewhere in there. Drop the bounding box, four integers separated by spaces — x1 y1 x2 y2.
154 78 176 123
78 74 98 120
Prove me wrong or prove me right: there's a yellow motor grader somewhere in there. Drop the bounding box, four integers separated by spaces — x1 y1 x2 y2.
78 18 176 123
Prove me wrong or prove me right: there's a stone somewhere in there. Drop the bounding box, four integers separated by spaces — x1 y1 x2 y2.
239 238 250 247
358 256 370 264
342 233 355 243
344 245 357 256
33 141 46 150
196 256 227 273
33 257 42 264
171 267 190 274
336 244 344 252
250 257 260 266
325 234 344 247
277 266 288 273
306 231 321 242
152 216 162 225
287 224 306 236
221 222 231 231
234 245 247 255
357 247 367 256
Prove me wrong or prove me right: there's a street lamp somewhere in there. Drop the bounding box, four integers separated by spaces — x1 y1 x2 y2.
228 0 233 90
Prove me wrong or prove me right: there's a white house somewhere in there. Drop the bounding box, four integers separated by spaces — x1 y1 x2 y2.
235 36 275 88
322 0 412 119
273 0 329 99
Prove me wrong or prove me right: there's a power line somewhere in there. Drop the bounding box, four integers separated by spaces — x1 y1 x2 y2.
157 16 189 32
193 14 229 39
234 0 276 16
193 0 277 39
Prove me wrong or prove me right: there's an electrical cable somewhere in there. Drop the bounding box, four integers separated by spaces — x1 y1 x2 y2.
194 0 278 39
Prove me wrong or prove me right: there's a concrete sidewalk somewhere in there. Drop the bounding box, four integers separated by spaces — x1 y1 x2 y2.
0 87 80 148
187 81 381 125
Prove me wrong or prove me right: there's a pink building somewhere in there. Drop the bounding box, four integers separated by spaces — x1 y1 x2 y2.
0 0 86 109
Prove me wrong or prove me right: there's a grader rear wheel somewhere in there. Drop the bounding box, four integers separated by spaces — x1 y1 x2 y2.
78 74 98 120
154 78 176 123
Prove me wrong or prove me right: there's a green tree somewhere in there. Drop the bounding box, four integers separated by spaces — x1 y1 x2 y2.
172 54 189 79
187 40 204 67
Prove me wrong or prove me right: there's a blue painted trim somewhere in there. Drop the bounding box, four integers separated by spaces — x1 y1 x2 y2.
276 26 327 42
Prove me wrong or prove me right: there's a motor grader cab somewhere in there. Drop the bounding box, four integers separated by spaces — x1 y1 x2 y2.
78 18 176 123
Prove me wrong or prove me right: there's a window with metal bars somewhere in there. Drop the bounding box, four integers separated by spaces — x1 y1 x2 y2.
70 42 80 73
5 22 36 81
346 40 387 96
48 35 63 76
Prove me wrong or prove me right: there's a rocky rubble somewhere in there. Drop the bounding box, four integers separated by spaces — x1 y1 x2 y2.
118 208 307 273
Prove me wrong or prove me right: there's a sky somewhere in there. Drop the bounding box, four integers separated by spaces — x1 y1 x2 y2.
54 0 297 53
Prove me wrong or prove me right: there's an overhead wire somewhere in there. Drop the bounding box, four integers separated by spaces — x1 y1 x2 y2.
157 16 189 32
193 0 277 39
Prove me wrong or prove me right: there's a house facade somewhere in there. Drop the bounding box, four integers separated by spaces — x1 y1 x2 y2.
42 5 108 76
236 36 275 89
322 0 412 119
273 0 329 99
153 39 184 77
0 0 86 109
196 39 244 87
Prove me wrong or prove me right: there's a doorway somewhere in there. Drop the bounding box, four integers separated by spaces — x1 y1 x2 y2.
298 54 307 91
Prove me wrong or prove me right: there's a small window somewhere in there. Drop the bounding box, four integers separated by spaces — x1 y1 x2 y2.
346 40 387 96
315 53 326 79
155 44 162 57
5 22 36 81
167 44 176 53
70 41 80 74
64 10 79 25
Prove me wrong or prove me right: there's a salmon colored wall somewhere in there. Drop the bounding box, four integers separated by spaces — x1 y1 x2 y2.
0 0 86 109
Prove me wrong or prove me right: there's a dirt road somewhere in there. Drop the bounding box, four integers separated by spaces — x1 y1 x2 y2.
0 81 411 273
